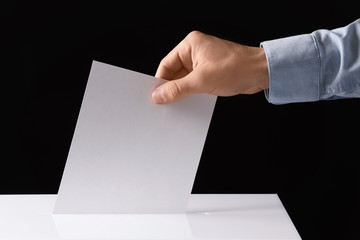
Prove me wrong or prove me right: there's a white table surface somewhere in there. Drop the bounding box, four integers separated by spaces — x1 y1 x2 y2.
0 194 301 239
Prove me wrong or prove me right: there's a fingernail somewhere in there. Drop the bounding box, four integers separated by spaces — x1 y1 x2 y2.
152 88 165 104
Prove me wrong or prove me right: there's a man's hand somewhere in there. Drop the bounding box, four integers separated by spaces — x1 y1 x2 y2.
152 31 269 104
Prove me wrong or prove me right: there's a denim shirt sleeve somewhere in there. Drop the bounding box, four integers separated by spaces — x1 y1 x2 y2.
261 19 360 104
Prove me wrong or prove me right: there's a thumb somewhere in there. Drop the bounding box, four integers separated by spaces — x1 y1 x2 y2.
152 75 195 104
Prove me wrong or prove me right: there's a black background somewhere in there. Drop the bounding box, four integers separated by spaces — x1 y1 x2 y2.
4 1 360 239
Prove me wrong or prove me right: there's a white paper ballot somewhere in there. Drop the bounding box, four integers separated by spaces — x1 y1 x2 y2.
53 61 216 213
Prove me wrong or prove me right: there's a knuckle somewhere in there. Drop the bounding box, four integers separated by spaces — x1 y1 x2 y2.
169 81 182 99
159 57 166 66
159 56 170 70
186 30 203 41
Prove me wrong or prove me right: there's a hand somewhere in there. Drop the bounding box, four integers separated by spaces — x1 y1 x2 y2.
152 31 269 104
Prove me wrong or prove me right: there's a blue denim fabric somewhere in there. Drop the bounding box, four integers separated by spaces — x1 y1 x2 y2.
261 19 360 104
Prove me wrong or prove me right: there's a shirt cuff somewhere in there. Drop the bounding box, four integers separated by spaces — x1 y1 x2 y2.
260 34 321 104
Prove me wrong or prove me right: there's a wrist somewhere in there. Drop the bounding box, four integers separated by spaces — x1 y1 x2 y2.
255 47 269 91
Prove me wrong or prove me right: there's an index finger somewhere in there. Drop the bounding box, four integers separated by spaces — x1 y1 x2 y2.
155 40 193 80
